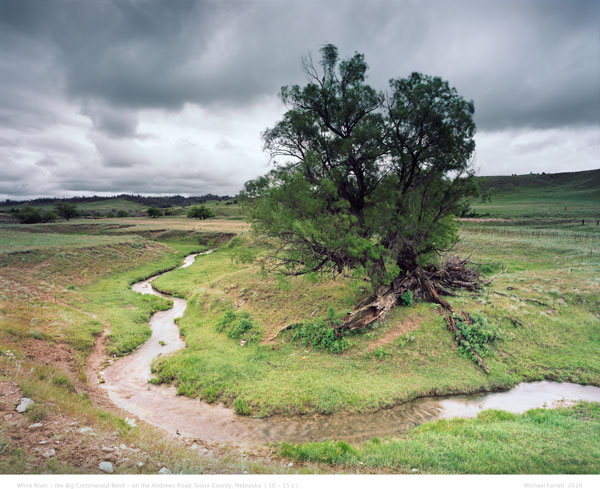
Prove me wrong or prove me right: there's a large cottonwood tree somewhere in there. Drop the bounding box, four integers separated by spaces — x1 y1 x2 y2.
243 44 480 331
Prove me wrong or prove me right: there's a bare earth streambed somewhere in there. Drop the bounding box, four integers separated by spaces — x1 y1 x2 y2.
100 253 600 444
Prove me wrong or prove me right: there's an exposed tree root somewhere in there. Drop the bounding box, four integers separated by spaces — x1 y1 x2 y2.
481 265 508 285
507 316 523 327
337 256 490 374
268 256 492 374
266 323 298 342
338 256 479 333
491 290 553 309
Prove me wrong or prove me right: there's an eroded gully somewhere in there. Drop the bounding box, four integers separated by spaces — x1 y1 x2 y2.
98 252 600 444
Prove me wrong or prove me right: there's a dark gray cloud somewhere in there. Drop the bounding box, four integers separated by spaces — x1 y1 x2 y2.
82 102 140 139
0 0 598 199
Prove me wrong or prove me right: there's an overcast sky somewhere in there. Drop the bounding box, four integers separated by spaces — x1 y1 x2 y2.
1 0 598 199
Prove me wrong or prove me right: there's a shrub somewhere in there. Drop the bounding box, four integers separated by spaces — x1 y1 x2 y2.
147 207 163 218
116 210 128 218
291 309 350 354
396 333 415 348
54 202 80 220
26 404 47 422
216 310 262 343
453 313 501 362
187 205 215 220
370 346 391 361
14 205 56 224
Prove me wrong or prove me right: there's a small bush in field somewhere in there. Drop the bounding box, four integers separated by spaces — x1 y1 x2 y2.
217 310 262 343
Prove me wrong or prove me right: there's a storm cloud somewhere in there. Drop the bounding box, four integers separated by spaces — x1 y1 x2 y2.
0 0 598 199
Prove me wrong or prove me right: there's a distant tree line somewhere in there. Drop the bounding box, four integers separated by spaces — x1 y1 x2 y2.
1 193 232 209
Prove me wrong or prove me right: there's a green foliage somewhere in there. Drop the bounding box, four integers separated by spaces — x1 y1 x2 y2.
399 290 414 307
454 313 501 362
26 404 47 422
370 346 391 361
475 261 504 275
14 204 56 224
147 207 163 218
187 205 215 220
244 44 478 287
216 310 262 343
54 201 80 220
396 333 416 348
291 309 350 354
116 209 128 217
227 236 258 264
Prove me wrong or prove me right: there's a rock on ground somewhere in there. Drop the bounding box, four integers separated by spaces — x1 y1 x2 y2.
16 398 34 413
42 448 56 458
99 461 114 473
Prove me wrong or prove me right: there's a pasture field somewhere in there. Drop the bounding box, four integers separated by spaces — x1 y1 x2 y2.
0 197 147 214
471 169 600 218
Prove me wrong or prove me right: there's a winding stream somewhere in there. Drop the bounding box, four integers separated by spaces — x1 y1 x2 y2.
100 253 600 444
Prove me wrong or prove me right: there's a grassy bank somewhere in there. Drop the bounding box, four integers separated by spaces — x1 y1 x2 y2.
0 219 301 474
148 219 600 416
279 402 600 473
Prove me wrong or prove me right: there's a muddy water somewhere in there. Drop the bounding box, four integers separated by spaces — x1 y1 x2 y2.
100 253 600 444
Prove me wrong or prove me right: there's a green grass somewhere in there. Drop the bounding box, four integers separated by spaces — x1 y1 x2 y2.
147 224 599 416
0 223 221 362
1 206 598 473
0 224 303 474
78 240 210 356
0 229 141 254
0 197 147 214
279 402 600 473
471 169 600 218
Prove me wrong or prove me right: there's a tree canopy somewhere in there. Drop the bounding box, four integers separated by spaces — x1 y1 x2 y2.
54 201 80 220
13 204 56 224
147 207 163 218
187 205 215 220
243 44 478 301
